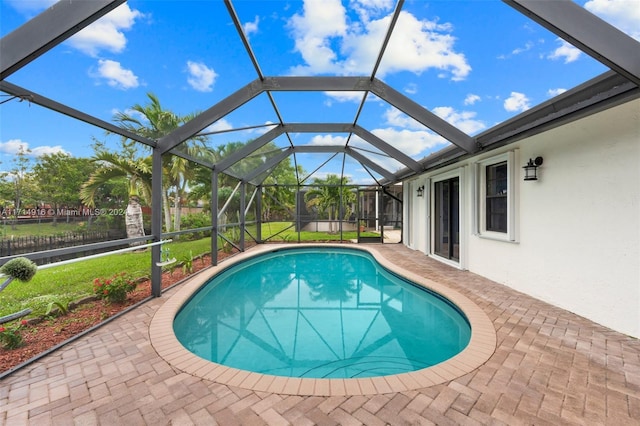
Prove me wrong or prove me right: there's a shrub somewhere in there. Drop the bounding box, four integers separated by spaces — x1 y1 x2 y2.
93 272 137 304
0 319 28 350
1 257 37 282
182 250 194 274
180 213 211 240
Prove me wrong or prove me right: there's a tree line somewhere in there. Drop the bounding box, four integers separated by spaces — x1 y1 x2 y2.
0 93 357 239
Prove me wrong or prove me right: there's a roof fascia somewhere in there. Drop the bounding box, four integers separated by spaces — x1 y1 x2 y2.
475 71 638 148
0 81 157 147
369 78 478 153
389 71 639 185
504 0 640 86
1 0 125 80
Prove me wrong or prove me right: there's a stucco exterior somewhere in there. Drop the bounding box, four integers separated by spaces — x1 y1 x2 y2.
405 99 640 338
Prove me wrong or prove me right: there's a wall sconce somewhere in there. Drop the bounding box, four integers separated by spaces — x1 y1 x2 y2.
523 157 543 181
416 185 425 197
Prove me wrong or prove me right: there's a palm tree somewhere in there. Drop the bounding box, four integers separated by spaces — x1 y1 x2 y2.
80 151 152 239
112 92 207 233
304 174 356 234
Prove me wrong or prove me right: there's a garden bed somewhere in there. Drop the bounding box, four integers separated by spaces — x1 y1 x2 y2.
0 252 218 376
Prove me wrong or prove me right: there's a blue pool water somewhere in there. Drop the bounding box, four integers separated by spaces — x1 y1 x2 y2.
174 247 471 379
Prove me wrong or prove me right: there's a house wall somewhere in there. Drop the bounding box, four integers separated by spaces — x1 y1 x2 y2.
405 99 640 338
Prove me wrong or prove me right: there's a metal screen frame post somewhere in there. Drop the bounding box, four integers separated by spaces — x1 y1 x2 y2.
151 148 163 297
256 185 263 243
240 181 246 251
211 171 219 266
296 186 301 243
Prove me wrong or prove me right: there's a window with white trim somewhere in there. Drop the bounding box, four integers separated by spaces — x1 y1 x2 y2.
476 151 518 242
486 161 508 233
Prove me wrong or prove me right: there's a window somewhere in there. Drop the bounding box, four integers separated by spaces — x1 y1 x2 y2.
475 151 518 242
486 162 507 233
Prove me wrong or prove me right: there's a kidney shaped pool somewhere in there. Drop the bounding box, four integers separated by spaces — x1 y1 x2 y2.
173 247 471 379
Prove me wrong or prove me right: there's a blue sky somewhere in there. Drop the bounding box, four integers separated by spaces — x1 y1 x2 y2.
1 0 638 184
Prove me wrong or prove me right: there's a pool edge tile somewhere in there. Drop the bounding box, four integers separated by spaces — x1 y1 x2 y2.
149 244 498 397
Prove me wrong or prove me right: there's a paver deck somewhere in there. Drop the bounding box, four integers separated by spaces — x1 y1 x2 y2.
2 244 639 425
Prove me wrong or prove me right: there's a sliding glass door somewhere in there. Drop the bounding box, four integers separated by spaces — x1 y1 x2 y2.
434 177 459 261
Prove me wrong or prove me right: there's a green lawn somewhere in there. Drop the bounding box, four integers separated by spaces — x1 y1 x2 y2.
0 222 376 319
0 237 212 319
0 220 110 238
259 221 377 241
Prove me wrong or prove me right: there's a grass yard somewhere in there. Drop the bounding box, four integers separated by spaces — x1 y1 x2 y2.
259 221 377 241
0 221 378 319
0 220 111 238
0 237 212 319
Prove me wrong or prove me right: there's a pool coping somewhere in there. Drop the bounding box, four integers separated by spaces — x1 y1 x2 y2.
149 244 497 396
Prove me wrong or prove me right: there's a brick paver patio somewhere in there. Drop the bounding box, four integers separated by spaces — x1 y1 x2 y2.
1 244 639 425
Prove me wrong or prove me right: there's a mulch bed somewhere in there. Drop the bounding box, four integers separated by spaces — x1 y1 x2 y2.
0 251 229 376
0 241 351 376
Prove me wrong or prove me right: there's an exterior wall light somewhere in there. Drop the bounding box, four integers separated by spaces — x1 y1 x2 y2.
523 157 543 181
416 185 425 197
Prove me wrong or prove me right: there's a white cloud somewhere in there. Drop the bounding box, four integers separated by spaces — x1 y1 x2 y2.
504 92 531 113
0 139 28 155
31 146 69 157
432 106 486 135
383 108 425 130
547 39 581 63
202 119 233 134
354 12 471 80
383 105 485 135
288 0 348 74
323 91 366 104
585 0 640 41
186 61 217 92
547 88 567 97
94 59 139 89
464 94 481 106
308 135 348 146
404 83 418 95
371 128 448 157
0 139 68 157
512 41 534 55
243 16 260 37
69 4 142 57
351 0 394 22
288 2 470 80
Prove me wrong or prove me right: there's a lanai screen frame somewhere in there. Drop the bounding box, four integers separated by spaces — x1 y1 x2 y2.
1 0 638 297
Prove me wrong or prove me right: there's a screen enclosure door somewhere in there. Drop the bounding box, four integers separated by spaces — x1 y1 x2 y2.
357 188 382 243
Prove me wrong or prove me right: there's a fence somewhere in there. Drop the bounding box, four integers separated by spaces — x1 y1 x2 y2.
0 230 127 262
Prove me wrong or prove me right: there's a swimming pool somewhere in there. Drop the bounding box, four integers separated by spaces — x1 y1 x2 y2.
173 247 471 379
150 244 496 395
